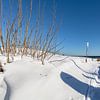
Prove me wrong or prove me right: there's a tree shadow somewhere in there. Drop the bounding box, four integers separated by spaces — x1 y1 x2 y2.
4 78 11 100
60 72 100 100
70 59 97 75
82 73 100 84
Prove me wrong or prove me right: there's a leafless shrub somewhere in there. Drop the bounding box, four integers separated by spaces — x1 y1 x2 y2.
0 0 63 65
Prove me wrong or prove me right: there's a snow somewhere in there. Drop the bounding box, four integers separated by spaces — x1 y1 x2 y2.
0 55 100 100
0 73 6 100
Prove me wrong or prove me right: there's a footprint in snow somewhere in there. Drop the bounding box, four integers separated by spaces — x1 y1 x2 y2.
40 74 48 77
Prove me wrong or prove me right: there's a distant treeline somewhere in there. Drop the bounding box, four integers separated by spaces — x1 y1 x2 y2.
80 56 100 59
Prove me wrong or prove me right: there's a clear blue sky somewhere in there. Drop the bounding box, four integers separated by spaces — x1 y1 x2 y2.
2 0 100 56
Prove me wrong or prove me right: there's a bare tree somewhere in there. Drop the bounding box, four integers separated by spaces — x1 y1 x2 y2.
1 0 62 64
0 0 4 52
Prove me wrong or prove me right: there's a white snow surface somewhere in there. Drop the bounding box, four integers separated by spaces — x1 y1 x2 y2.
0 55 100 100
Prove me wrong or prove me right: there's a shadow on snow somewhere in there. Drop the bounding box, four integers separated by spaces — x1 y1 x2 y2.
4 78 11 100
60 72 100 100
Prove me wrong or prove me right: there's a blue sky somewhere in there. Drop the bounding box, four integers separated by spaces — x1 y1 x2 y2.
2 0 100 56
57 0 100 56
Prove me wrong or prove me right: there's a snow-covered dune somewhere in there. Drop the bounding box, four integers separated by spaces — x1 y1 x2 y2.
0 55 100 100
0 73 7 100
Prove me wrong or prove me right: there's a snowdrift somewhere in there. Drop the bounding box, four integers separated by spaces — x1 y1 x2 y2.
0 55 100 100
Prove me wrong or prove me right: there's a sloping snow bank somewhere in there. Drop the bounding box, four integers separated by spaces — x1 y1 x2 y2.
3 56 88 100
0 73 7 100
0 55 100 100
